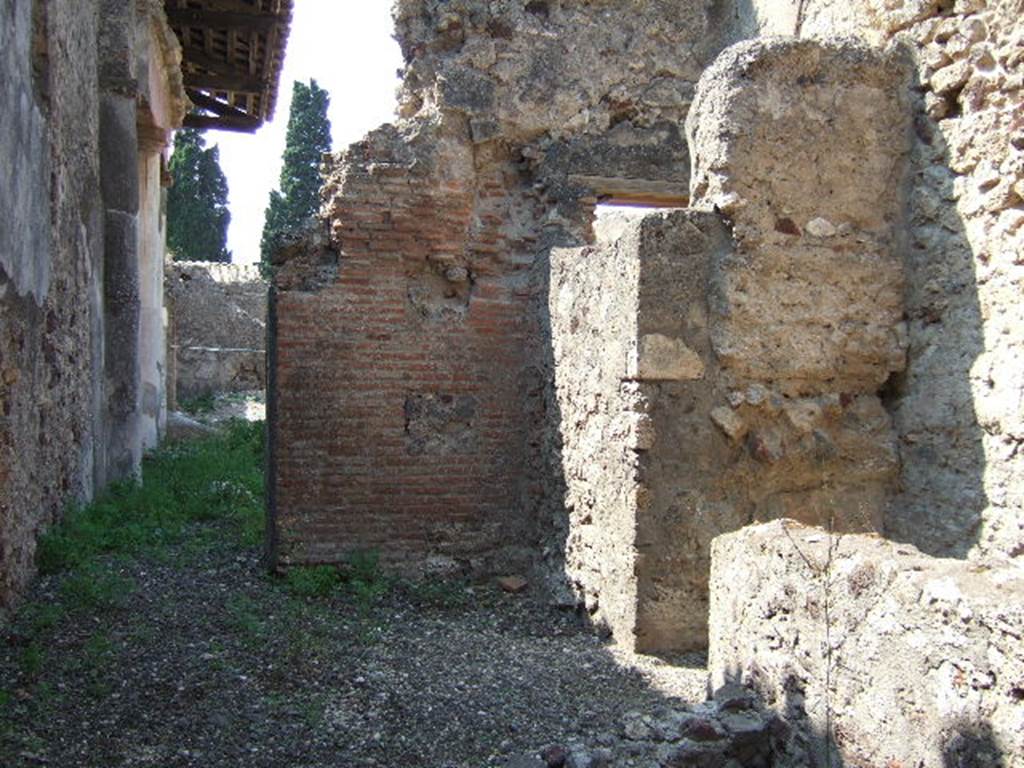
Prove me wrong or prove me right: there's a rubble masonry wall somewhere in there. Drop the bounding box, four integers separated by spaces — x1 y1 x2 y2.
165 260 267 403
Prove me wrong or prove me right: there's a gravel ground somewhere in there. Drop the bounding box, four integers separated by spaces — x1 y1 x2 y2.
0 526 708 768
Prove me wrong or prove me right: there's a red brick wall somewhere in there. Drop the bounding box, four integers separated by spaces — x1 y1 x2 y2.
270 134 538 571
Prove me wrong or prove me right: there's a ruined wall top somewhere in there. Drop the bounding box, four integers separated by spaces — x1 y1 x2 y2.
391 0 726 142
296 0 744 227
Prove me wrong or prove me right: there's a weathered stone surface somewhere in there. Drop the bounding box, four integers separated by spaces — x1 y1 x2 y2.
165 411 217 443
709 520 1024 767
165 260 267 402
687 37 911 396
0 0 105 613
552 38 909 653
0 0 186 613
0 0 52 303
268 1 737 576
746 0 1024 563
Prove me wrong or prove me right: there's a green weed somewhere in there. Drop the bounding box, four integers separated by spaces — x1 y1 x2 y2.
58 566 135 612
225 594 265 644
346 549 380 584
20 602 65 636
18 644 44 679
285 565 341 599
37 419 265 575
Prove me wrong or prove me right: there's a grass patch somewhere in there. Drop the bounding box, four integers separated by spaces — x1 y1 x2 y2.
285 565 341 599
59 565 135 612
283 550 390 607
37 420 265 575
225 594 266 646
18 644 45 679
402 578 469 610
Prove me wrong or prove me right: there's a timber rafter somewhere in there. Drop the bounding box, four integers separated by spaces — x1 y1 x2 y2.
164 0 292 133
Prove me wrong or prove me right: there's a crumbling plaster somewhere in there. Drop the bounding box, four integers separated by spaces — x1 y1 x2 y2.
709 520 1024 767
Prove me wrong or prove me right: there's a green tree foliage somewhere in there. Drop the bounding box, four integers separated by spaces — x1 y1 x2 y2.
166 128 232 262
260 79 332 274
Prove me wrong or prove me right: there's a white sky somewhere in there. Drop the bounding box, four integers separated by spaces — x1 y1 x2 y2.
205 3 404 264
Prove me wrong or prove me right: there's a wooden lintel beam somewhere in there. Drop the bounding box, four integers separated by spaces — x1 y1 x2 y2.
186 89 254 120
184 70 264 93
183 113 261 133
166 8 279 32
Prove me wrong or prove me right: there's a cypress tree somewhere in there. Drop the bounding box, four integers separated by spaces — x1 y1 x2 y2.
260 79 332 274
166 128 232 263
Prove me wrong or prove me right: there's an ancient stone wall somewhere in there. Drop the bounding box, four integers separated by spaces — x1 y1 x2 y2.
744 0 1024 563
0 0 104 612
549 38 911 652
708 520 1024 767
166 261 267 403
271 2 1022 659
0 0 185 613
268 0 735 574
548 219 645 648
269 121 540 572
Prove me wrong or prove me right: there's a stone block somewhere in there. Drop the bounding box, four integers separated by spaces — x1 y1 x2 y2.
709 520 1024 767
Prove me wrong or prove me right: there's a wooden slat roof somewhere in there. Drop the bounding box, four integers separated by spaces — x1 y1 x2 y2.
164 0 292 133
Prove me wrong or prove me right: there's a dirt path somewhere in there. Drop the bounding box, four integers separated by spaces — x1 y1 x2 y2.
0 524 707 768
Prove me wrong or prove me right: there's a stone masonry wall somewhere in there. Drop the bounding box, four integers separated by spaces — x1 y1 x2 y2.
744 0 1024 563
0 0 104 612
166 260 267 403
0 0 185 613
548 219 644 648
709 520 1024 767
550 38 912 653
269 1 738 575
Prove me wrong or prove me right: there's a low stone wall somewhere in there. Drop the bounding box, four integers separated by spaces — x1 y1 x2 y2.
165 260 267 403
709 520 1024 767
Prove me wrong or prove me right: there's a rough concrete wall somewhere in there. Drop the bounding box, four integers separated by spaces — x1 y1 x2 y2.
0 0 105 611
137 150 166 450
98 0 144 480
552 38 911 652
136 0 188 448
708 520 1024 767
549 223 644 647
0 0 52 303
743 0 1024 561
165 261 267 401
270 0 735 575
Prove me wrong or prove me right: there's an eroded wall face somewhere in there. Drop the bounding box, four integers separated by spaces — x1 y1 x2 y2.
708 521 1024 767
271 124 542 572
551 39 911 653
549 225 645 647
165 261 267 402
0 0 185 612
746 0 1024 563
0 0 104 611
269 1 730 574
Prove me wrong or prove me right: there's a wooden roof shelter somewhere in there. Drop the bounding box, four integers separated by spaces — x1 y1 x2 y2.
164 0 293 132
